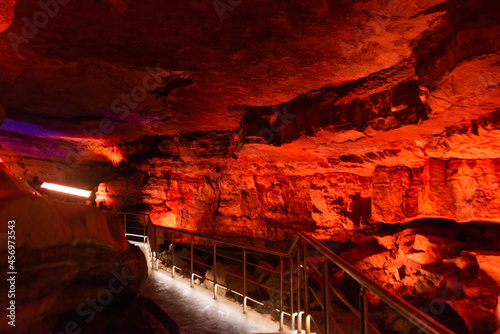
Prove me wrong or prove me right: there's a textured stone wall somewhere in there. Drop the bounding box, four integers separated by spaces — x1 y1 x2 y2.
90 156 500 243
0 0 16 33
373 159 500 224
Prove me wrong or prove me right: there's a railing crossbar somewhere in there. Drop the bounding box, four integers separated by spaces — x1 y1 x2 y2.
308 285 324 309
245 278 280 292
310 314 323 334
329 282 359 318
245 261 280 273
329 313 346 334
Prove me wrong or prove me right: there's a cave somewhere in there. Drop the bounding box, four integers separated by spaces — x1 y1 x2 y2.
1 0 499 333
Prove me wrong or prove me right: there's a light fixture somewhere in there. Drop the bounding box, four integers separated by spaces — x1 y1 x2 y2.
40 182 91 198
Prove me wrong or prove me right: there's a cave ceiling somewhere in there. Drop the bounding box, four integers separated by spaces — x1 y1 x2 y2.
0 0 499 167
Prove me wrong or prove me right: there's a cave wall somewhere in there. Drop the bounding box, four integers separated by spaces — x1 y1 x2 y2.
1 0 499 332
94 156 500 241
373 158 500 224
139 159 372 240
0 0 16 33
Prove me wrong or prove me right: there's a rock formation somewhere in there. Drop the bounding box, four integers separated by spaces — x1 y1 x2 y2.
1 0 499 332
0 161 148 333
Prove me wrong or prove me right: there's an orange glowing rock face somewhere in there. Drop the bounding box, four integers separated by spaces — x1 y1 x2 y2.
153 212 178 229
92 145 125 166
0 1 17 33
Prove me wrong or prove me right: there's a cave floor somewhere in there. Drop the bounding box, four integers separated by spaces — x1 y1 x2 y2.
135 242 289 334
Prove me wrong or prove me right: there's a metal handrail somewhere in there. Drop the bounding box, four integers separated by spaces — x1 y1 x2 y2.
106 211 455 334
103 210 148 242
148 225 289 257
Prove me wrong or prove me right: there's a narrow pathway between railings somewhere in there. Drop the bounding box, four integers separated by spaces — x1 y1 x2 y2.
132 242 293 334
111 211 455 334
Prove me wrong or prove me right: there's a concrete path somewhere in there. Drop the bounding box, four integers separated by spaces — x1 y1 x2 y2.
133 241 290 334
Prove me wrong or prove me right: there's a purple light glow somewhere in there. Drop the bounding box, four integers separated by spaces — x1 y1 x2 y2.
1 119 62 137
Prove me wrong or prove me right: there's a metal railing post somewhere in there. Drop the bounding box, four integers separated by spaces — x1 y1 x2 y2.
303 244 310 334
243 249 247 313
297 248 302 333
123 214 127 236
190 235 194 288
360 287 369 334
143 216 146 242
171 233 175 278
323 260 330 334
147 219 151 267
213 243 217 299
153 224 157 270
149 218 153 268
289 257 294 331
279 256 284 332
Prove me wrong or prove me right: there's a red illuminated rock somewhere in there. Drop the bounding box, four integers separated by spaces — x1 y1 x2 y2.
51 200 128 250
372 159 500 224
0 0 481 140
0 0 16 33
94 154 500 243
0 161 128 250
344 225 500 333
467 251 500 327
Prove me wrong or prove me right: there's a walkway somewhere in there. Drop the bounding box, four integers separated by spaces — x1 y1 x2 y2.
134 242 288 334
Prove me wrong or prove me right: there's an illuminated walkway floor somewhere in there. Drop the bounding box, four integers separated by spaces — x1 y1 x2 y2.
134 242 288 334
